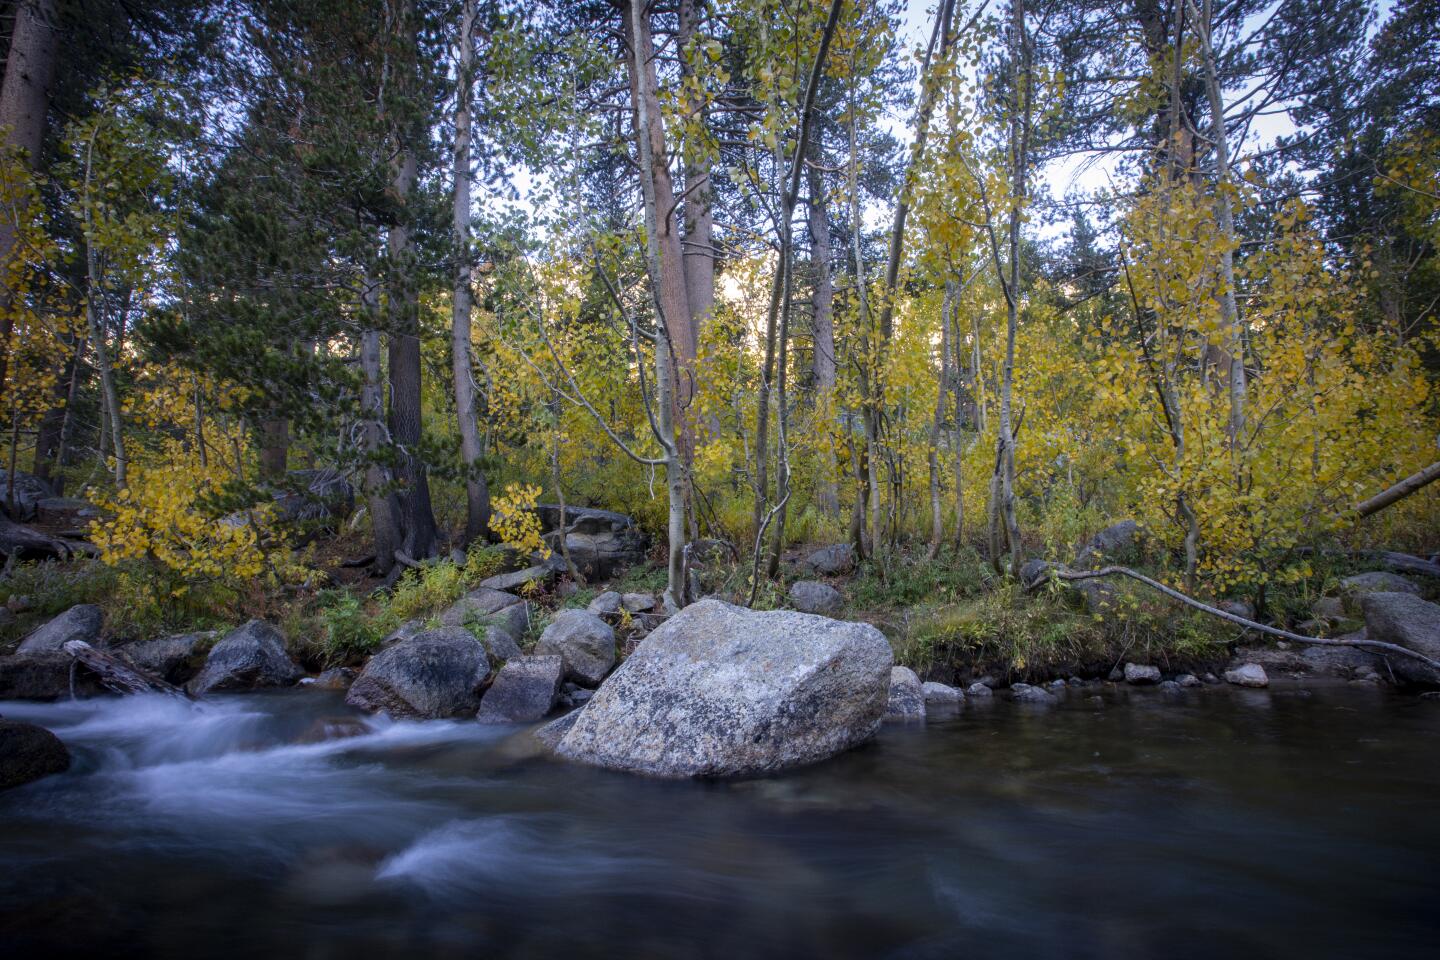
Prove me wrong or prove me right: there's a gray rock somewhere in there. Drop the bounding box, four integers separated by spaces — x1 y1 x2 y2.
1047 679 1067 690
790 580 843 615
1107 666 1125 682
0 720 70 790
189 621 302 694
1299 641 1382 679
1177 673 1202 687
536 506 649 580
1071 578 1120 617
560 683 595 709
886 666 926 722
477 655 564 723
0 469 55 521
1224 663 1270 688
965 682 993 698
16 604 103 655
479 564 554 594
922 681 964 709
1124 662 1161 685
440 587 529 639
1313 596 1346 622
114 631 214 685
306 667 357 690
621 592 657 614
1074 520 1141 569
0 653 103 700
552 598 892 778
476 624 523 663
1019 558 1063 588
534 610 616 686
1217 599 1256 620
1158 679 1182 693
587 591 623 617
1010 683 1058 705
803 543 855 576
381 619 424 647
346 628 490 719
534 708 583 750
1360 592 1440 685
1341 572 1420 600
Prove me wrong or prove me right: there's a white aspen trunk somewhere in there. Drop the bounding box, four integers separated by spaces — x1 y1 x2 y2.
81 121 126 488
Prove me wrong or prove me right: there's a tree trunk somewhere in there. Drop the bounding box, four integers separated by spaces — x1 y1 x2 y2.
0 0 58 391
808 166 839 517
451 0 490 546
258 418 289 480
82 122 125 488
677 0 714 341
360 277 400 576
926 280 955 559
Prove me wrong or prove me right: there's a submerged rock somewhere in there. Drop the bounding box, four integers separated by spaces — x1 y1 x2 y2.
477 655 564 723
534 610 616 687
1124 662 1161 685
886 666 926 722
790 580 843 615
551 599 892 778
1224 663 1270 688
189 621 302 694
16 604 103 655
346 628 490 719
1360 592 1440 686
1009 683 1058 705
0 720 70 790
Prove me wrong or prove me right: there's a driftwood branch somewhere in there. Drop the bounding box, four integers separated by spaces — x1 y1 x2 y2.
63 641 189 698
1049 565 1440 672
1355 460 1440 518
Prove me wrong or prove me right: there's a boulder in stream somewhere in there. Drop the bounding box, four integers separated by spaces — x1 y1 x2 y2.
0 720 70 790
16 604 103 655
1224 663 1270 688
1124 662 1161 685
188 620 303 694
477 655 564 723
1360 592 1440 686
346 628 490 719
114 631 214 685
886 666 926 722
551 598 892 778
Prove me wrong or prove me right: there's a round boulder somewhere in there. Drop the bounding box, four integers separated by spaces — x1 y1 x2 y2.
346 628 490 719
0 720 70 790
1124 662 1162 685
534 610 616 687
790 580 843 616
1224 663 1270 688
189 621 302 694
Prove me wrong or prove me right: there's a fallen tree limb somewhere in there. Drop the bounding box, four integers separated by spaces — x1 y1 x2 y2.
63 640 190 699
1050 565 1440 673
0 517 83 561
1293 546 1440 580
1355 460 1440 518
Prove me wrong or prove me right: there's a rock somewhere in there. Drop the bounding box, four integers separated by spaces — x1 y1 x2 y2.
346 628 490 719
886 666 926 722
439 587 529 639
475 624 523 663
1299 641 1382 679
1217 599 1255 620
16 604 104 655
306 667 357 690
0 469 56 521
479 564 555 594
966 682 993 698
381 619 424 647
1313 596 1346 622
1177 673 1202 687
1224 663 1269 688
587 591 623 617
114 631 214 685
0 653 102 700
1360 592 1440 685
802 543 855 576
536 505 648 580
534 610 616 686
477 655 564 723
556 580 580 599
0 720 70 790
1341 571 1420 601
551 598 892 778
1107 666 1125 682
1202 672 1220 684
1071 578 1120 617
1010 683 1058 705
1019 558 1062 588
295 716 370 743
922 681 963 709
560 682 595 709
534 708 583 750
621 592 656 614
1047 679 1067 690
188 621 303 694
1074 520 1141 569
789 580 843 615
36 496 99 519
1158 679 1182 693
1124 662 1161 685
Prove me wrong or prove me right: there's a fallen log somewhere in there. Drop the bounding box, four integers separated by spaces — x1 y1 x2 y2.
62 640 190 699
1045 565 1440 673
0 517 83 561
1293 546 1440 579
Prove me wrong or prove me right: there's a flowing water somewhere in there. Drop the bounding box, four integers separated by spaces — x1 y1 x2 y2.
2 684 1438 959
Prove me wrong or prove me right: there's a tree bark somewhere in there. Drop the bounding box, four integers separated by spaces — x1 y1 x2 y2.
258 418 289 479
451 0 490 546
677 0 714 341
1354 460 1440 519
0 0 58 391
81 119 126 488
808 165 839 516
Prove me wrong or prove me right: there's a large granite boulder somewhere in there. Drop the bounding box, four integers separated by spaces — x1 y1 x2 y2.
0 720 70 790
346 627 491 719
885 666 926 722
802 544 855 576
1341 572 1420 612
0 469 55 521
1074 520 1141 569
188 621 303 694
114 631 215 685
534 610 616 686
477 655 564 723
537 505 649 581
0 653 103 700
790 580 843 616
16 604 103 655
551 599 893 778
439 587 530 639
1361 592 1440 686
